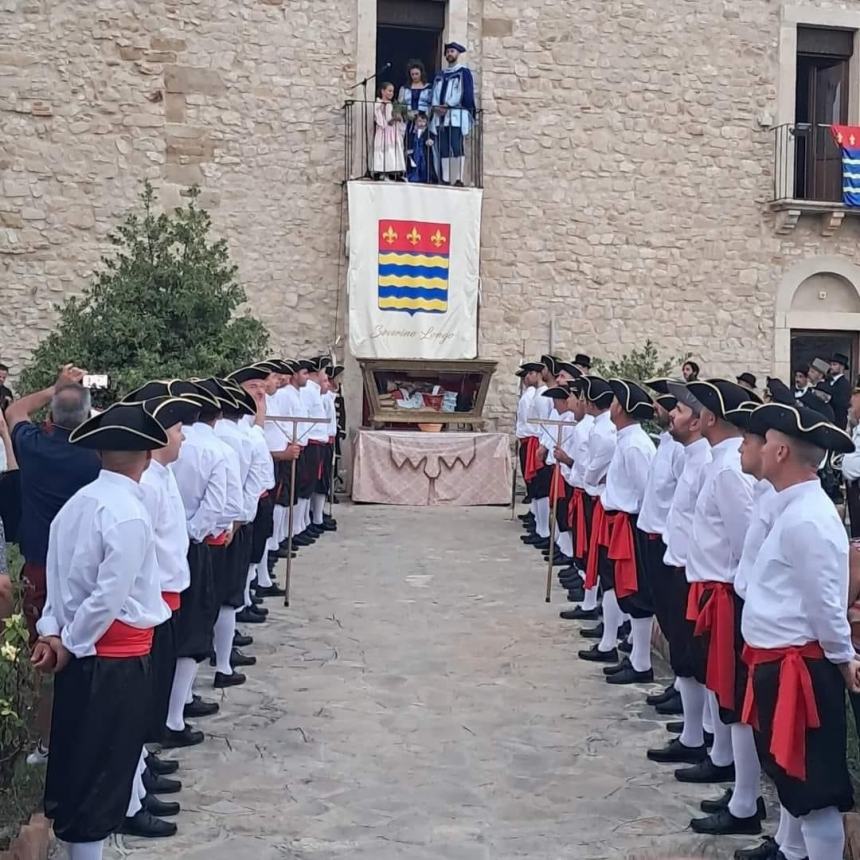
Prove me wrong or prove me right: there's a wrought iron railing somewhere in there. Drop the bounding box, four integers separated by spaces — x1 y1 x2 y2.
772 122 844 204
343 100 483 188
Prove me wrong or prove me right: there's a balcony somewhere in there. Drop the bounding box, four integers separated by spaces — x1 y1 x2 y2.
771 122 854 235
343 101 483 188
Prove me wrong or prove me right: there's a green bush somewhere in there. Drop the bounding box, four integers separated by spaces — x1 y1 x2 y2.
20 182 269 402
591 339 689 383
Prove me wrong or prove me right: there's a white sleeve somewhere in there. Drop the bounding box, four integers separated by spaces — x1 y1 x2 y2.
187 455 228 542
222 448 245 522
713 468 755 563
583 434 615 486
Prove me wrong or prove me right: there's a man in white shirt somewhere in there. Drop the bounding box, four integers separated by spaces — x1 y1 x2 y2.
514 361 543 519
841 388 860 538
305 356 337 534
741 402 860 860
32 402 169 860
579 380 655 684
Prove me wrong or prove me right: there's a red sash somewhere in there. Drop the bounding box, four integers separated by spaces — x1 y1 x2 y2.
686 580 707 622
523 436 541 483
161 591 181 612
548 466 566 504
568 488 589 558
95 621 154 657
694 582 736 710
584 499 611 589
205 531 228 547
741 642 825 781
608 512 637 599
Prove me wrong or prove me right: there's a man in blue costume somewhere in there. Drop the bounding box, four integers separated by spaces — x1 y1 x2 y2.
430 41 476 186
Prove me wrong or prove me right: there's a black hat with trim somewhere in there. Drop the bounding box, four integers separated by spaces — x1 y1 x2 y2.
574 353 592 369
748 402 854 454
308 354 333 372
540 355 562 377
122 380 172 402
69 401 168 451
193 377 240 411
725 401 760 433
542 386 573 401
228 365 271 384
646 378 680 412
167 379 220 411
687 379 761 420
583 375 614 407
329 365 344 380
222 381 256 417
294 359 316 372
556 361 582 380
666 380 704 415
764 377 794 406
519 361 544 374
143 396 200 430
608 378 655 420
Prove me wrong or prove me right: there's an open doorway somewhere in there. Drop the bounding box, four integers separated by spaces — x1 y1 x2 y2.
376 0 445 93
791 329 857 381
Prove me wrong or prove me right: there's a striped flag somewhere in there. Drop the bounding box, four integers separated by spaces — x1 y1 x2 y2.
831 125 860 207
377 219 451 315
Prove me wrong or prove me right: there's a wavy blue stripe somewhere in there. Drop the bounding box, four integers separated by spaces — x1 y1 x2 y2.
381 307 446 315
378 285 448 301
378 263 450 279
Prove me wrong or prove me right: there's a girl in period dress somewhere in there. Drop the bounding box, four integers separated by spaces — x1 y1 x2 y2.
373 82 406 180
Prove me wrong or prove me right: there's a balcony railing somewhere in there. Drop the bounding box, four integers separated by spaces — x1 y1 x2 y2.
772 122 844 206
343 100 483 188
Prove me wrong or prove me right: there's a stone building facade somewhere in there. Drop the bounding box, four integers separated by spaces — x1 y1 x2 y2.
3 0 860 433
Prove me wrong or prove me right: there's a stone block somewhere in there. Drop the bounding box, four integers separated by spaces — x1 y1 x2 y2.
151 36 187 52
0 50 36 66
143 50 177 63
482 17 514 38
30 102 52 117
118 46 144 61
122 113 164 128
166 138 214 161
164 93 185 122
164 65 225 95
165 163 204 185
0 211 23 228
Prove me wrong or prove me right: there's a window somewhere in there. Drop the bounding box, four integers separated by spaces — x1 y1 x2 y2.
376 0 445 94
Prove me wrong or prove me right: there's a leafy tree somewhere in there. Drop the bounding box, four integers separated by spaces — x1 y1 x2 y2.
20 183 268 402
592 339 689 382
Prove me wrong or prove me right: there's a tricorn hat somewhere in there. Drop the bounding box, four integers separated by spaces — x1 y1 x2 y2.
329 365 344 380
167 379 220 411
764 377 794 406
556 361 582 380
69 401 168 451
222 381 256 417
666 380 704 415
295 359 316 372
122 380 172 402
444 41 466 53
655 393 678 412
725 401 760 433
748 402 854 454
687 379 761 420
540 355 561 377
228 365 271 384
520 361 544 374
608 378 655 421
542 386 572 401
583 375 614 407
192 377 240 411
143 396 200 430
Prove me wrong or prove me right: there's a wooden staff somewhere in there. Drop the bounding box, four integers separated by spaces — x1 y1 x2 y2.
534 417 569 603
509 438 519 521
266 415 328 607
327 446 337 518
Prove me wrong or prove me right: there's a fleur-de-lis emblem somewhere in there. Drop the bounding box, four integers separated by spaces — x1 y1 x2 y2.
430 230 446 248
407 227 421 245
382 226 397 244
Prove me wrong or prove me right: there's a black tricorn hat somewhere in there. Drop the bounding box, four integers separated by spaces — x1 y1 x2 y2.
143 396 200 430
748 402 854 454
687 379 761 420
122 380 172 402
654 394 678 412
764 377 794 406
736 372 758 389
542 386 572 400
801 388 836 422
222 381 256 417
832 352 850 367
295 359 316 372
540 354 561 377
69 402 168 451
725 401 760 433
583 375 614 407
645 377 681 397
520 361 544 374
329 365 344 380
167 379 220 411
666 380 704 415
608 378 656 420
228 365 271 384
556 361 582 380
193 377 240 411
574 353 592 369
308 354 333 372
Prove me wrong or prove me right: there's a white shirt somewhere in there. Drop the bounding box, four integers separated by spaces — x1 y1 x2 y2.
525 385 551 438
322 390 338 439
842 423 860 481
543 409 576 466
273 385 308 445
637 431 685 536
263 391 290 453
742 479 854 664
215 418 256 521
211 434 245 528
241 417 276 500
302 380 330 443
515 386 537 439
685 436 755 584
37 470 168 657
563 413 594 488
140 459 190 596
582 410 617 498
602 423 655 514
170 422 229 542
734 479 777 600
663 437 712 567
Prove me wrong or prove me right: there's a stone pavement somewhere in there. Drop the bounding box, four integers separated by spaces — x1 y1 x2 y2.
108 503 756 860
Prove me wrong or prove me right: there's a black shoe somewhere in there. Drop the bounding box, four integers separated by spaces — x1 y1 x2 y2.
321 520 337 531
701 789 767 819
145 753 179 775
249 603 268 617
646 684 676 706
603 657 631 676
236 608 266 624
276 546 298 558
647 737 708 764
520 533 541 544
606 665 654 685
161 724 204 748
532 538 551 550
618 639 633 654
578 644 618 663
143 793 180 817
256 583 286 598
690 809 762 836
233 632 253 648
618 620 631 639
231 648 256 667
142 769 182 795
733 837 779 860
675 757 735 784
559 606 599 621
251 595 264 605
664 722 713 745
655 692 684 715
214 670 246 688
546 554 573 566
567 588 585 604
120 809 177 838
558 572 581 587
580 622 604 639
518 513 533 522
184 696 219 719
292 534 314 547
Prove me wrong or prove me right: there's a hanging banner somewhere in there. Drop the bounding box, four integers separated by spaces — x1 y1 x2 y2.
348 180 482 359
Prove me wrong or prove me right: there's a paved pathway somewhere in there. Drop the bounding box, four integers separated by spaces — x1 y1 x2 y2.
109 504 751 859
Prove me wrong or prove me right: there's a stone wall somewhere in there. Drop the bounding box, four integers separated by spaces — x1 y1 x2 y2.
3 0 860 432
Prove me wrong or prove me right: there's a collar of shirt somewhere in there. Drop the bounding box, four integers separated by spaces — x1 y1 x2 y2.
615 423 640 442
831 374 844 383
710 435 742 461
685 436 711 463
98 468 145 498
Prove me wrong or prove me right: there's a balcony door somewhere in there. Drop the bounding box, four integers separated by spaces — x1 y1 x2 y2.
794 27 853 202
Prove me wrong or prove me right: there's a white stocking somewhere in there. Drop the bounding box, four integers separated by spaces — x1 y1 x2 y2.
778 805 806 860
676 677 705 748
166 657 198 731
707 692 733 767
311 493 326 525
243 565 254 607
598 589 622 652
256 557 273 588
800 806 845 860
727 723 761 819
557 531 573 557
534 497 550 538
125 748 146 816
213 606 236 675
582 586 599 611
65 842 104 860
629 616 653 672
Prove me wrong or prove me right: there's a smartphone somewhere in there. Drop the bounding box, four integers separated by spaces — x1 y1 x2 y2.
83 374 109 389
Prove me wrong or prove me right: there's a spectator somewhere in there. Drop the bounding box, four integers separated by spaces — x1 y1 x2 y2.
372 82 406 180
429 41 475 186
794 364 810 399
829 352 852 429
398 59 432 133
681 360 699 382
0 362 13 412
843 389 860 537
406 112 433 183
807 356 829 386
0 404 15 472
5 363 101 763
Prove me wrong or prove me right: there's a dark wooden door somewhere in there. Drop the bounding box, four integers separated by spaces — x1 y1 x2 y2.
808 59 849 201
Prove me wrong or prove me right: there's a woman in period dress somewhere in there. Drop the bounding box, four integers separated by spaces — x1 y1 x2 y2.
373 81 406 179
398 60 432 131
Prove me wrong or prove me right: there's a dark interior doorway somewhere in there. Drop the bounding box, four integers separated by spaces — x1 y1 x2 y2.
376 0 445 95
791 329 857 379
